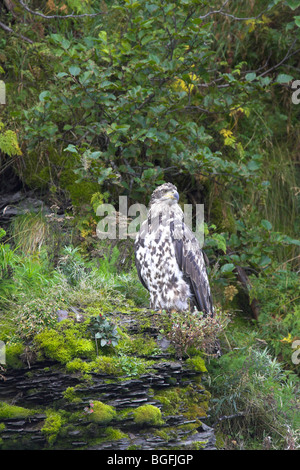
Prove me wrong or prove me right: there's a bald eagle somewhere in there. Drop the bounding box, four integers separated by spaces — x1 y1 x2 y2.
134 183 214 315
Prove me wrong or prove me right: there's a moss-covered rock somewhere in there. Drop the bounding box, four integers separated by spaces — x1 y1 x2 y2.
5 343 25 369
0 402 35 420
88 401 116 425
41 410 64 446
186 355 207 373
133 405 164 426
34 319 95 364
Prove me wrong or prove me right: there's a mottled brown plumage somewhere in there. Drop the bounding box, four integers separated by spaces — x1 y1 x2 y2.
134 183 213 315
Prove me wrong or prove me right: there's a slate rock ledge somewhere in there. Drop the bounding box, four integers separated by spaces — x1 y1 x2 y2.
0 357 216 450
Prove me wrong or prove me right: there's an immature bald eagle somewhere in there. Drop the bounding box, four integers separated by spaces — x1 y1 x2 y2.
134 183 214 315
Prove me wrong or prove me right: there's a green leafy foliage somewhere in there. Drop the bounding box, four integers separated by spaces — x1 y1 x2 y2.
15 0 284 202
0 121 22 157
88 314 120 350
250 269 300 368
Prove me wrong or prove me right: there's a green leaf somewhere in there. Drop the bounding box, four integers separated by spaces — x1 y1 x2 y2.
258 255 271 267
69 66 81 77
261 219 272 230
259 76 272 86
64 144 78 154
98 30 107 43
282 235 300 246
89 151 102 159
247 160 261 171
220 263 235 274
212 233 227 253
286 0 300 10
57 72 68 78
245 72 256 82
295 16 300 27
276 73 293 83
39 91 51 102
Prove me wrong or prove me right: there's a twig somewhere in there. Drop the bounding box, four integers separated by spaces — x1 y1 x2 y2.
0 20 33 43
258 41 300 78
18 0 104 19
198 1 272 22
212 411 245 428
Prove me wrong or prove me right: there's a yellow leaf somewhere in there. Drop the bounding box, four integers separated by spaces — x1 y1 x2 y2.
172 73 198 93
280 333 292 344
229 106 250 118
220 129 233 138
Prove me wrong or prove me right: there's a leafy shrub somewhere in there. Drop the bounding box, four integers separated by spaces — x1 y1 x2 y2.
250 269 300 369
159 308 229 359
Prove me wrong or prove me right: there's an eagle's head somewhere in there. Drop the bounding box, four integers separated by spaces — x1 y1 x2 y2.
149 183 179 207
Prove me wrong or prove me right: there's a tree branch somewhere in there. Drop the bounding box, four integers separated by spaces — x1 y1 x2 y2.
0 20 33 43
258 41 300 78
198 0 272 22
18 0 104 19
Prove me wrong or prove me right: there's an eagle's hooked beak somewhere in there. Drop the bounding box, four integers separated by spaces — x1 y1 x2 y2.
166 191 179 202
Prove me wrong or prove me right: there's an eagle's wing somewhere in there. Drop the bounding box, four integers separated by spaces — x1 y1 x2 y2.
134 221 149 291
135 250 148 291
172 223 213 316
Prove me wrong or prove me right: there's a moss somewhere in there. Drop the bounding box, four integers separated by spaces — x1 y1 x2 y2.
186 355 207 373
62 387 82 404
0 402 35 420
59 169 99 207
91 355 120 375
104 427 128 440
90 354 155 378
190 440 208 450
155 388 181 415
5 343 24 369
117 334 159 357
155 384 211 420
215 430 226 449
65 357 92 374
34 320 95 364
41 410 64 446
88 401 116 424
132 405 164 426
